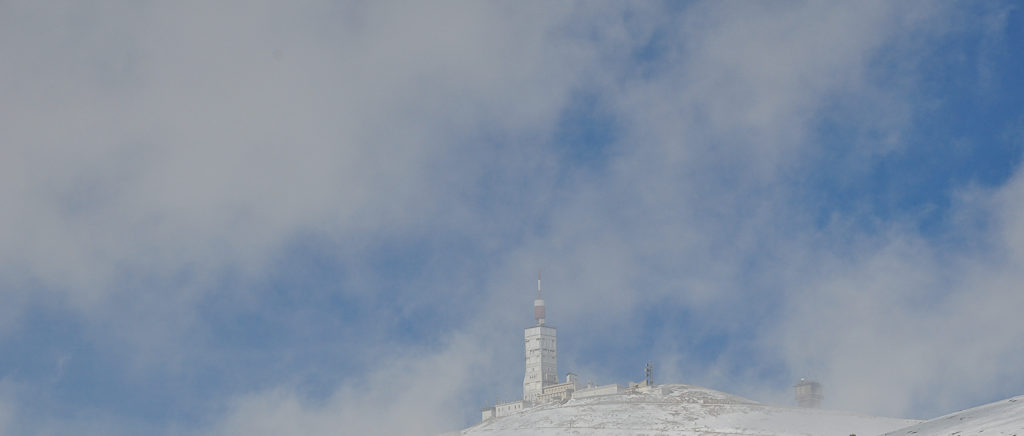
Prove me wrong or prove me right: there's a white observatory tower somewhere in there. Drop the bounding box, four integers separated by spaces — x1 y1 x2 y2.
523 271 558 402
794 378 823 408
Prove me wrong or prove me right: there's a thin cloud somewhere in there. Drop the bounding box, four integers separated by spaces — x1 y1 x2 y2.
0 2 1020 436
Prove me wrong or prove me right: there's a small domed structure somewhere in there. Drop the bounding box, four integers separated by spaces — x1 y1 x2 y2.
794 378 823 408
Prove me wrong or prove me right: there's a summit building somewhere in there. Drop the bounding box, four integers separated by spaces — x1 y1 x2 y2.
523 273 558 402
481 273 582 421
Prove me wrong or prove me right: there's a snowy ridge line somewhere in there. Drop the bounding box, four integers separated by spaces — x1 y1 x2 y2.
472 427 793 435
883 395 1024 435
461 384 921 435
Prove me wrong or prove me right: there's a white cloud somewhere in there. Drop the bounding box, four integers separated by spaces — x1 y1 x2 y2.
760 172 1024 417
2 1 1020 434
0 397 11 436
0 0 590 324
212 333 490 436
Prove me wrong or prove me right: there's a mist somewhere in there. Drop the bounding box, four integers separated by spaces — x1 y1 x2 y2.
1 1 1022 435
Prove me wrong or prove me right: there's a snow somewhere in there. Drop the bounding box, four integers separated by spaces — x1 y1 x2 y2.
884 395 1024 436
462 384 920 435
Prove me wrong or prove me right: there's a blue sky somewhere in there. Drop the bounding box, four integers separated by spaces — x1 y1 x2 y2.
1 2 1023 434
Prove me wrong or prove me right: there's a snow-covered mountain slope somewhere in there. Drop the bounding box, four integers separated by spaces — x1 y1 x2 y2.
884 395 1024 436
462 384 920 435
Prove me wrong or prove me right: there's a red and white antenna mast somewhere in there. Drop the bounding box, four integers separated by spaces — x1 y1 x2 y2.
534 269 546 324
538 269 542 297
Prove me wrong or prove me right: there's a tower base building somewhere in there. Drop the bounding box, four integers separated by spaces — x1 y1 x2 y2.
482 273 581 421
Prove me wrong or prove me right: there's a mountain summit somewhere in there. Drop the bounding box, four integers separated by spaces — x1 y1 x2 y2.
462 384 919 435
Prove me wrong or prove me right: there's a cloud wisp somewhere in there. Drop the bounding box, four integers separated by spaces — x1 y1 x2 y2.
1 1 1022 435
